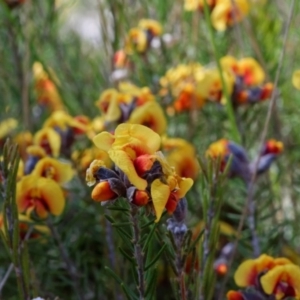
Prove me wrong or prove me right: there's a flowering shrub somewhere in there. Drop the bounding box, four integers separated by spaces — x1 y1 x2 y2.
0 0 299 299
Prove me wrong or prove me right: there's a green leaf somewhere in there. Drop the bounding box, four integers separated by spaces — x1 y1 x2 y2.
145 243 167 271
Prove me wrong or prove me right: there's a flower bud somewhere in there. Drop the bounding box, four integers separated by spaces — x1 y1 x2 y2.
92 181 117 202
132 190 150 206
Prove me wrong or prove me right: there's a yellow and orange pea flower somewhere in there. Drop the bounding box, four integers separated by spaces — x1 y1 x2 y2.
260 264 300 298
221 56 265 87
162 137 200 180
124 28 148 55
118 81 155 105
96 88 131 123
262 139 284 155
234 254 292 288
137 19 163 38
206 138 230 171
43 110 88 134
124 19 162 55
128 101 167 135
220 56 274 105
33 62 65 112
90 124 193 222
93 123 162 191
17 175 65 219
33 127 61 157
96 83 167 135
211 0 249 31
31 157 74 185
231 254 300 299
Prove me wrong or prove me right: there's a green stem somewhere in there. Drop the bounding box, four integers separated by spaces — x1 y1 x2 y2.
203 0 241 144
130 206 145 300
47 218 85 300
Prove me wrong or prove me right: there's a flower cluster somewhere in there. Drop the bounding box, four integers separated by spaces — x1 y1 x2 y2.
86 124 194 222
96 82 167 134
227 254 300 299
159 56 273 113
184 0 249 31
206 138 283 180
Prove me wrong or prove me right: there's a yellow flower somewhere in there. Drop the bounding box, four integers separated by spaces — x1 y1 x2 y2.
260 264 300 298
162 137 200 180
118 82 155 104
31 157 74 185
95 89 131 122
206 139 229 159
43 111 87 133
16 175 65 219
221 56 265 86
33 128 61 157
128 101 167 135
234 254 292 287
93 124 161 190
138 19 162 36
125 28 148 55
196 68 234 104
211 0 249 31
33 62 65 111
292 70 300 90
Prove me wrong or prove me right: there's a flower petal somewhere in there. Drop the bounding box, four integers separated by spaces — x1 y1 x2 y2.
260 264 300 295
128 102 167 135
32 157 74 184
151 179 170 222
38 178 65 216
177 178 194 198
114 124 161 154
109 149 147 190
93 132 115 152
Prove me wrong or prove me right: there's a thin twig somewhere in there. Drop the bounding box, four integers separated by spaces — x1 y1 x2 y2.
218 1 295 298
47 218 85 300
246 183 260 257
203 0 241 144
0 226 34 297
130 205 145 300
105 210 124 300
